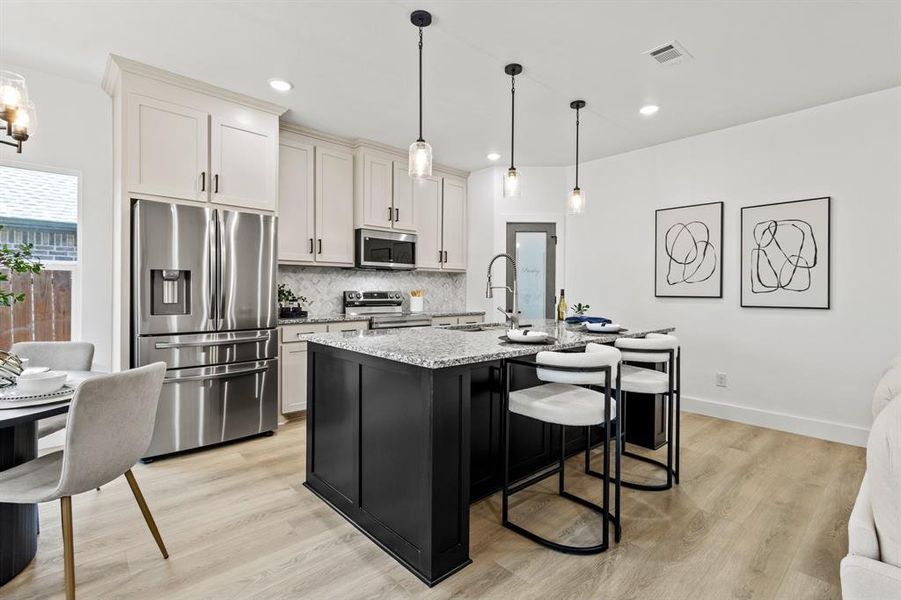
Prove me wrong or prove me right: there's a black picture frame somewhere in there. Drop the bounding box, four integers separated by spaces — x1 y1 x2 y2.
654 201 724 299
740 196 831 309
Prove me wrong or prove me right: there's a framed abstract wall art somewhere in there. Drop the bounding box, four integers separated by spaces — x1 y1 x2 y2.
655 201 723 298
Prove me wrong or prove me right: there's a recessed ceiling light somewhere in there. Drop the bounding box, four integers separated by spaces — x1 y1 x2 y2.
639 104 659 116
268 78 294 93
487 152 501 161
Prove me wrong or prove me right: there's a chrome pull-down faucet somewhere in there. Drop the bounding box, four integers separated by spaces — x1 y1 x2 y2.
486 253 520 329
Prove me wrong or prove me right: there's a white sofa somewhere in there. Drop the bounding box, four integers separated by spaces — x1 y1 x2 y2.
841 361 901 599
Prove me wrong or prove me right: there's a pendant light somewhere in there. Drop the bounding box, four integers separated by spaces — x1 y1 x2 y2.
0 70 35 154
567 100 586 214
408 10 433 178
503 63 523 198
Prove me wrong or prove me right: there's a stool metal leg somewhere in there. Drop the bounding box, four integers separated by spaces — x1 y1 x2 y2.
675 350 681 484
559 425 566 494
615 368 622 542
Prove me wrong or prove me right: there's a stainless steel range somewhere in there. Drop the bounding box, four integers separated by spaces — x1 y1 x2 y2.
343 290 431 329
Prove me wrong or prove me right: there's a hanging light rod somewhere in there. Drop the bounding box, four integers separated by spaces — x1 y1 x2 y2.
503 63 523 198
568 100 586 215
408 9 433 178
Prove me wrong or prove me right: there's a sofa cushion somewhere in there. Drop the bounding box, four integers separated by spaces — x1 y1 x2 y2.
873 358 901 419
868 395 901 568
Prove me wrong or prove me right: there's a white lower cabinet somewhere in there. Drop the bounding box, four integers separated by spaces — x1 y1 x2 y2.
431 314 484 327
279 321 368 414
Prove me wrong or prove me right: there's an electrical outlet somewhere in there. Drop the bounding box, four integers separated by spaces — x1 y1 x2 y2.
716 372 728 388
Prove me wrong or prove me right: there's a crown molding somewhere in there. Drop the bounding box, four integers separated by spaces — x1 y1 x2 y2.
279 121 469 179
102 54 287 116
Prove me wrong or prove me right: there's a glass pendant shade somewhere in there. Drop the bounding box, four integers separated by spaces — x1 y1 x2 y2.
408 139 432 178
567 187 585 214
11 101 36 139
503 167 521 198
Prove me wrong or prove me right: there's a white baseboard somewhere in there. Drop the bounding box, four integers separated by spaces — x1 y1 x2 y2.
681 395 869 447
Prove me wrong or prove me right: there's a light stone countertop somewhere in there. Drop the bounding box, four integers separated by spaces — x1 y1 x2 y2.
278 310 484 326
305 319 676 369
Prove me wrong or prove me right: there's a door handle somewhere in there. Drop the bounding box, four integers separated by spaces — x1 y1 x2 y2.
438 250 443 263
444 250 448 263
309 238 314 254
388 206 393 222
214 174 219 193
318 239 323 254
395 208 399 222
154 334 270 349
200 171 206 192
163 365 269 384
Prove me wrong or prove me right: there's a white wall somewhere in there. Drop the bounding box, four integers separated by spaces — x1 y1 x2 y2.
469 87 901 446
0 64 113 370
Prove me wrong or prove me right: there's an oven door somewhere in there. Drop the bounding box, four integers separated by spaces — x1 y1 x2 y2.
144 358 278 458
356 229 417 270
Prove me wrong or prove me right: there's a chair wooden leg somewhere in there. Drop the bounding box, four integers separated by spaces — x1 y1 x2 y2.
124 469 169 559
60 496 75 600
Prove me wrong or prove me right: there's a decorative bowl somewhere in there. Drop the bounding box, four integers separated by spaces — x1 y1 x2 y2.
16 370 67 394
585 322 624 333
506 329 549 343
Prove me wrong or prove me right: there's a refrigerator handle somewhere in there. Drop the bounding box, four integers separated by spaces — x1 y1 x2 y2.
208 211 218 324
216 209 225 329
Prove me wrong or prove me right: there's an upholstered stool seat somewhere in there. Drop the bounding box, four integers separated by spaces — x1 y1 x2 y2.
620 365 670 395
509 383 617 427
502 343 623 554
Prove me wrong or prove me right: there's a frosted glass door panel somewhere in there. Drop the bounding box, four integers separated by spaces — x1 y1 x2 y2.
515 232 547 321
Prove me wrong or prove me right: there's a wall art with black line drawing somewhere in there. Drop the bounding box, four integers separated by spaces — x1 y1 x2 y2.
655 201 723 298
741 196 830 309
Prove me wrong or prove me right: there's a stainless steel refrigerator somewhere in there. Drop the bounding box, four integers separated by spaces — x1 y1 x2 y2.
132 199 278 459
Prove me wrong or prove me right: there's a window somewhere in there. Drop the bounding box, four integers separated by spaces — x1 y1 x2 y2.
0 163 79 349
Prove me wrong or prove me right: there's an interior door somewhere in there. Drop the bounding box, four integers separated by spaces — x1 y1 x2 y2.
210 115 276 210
216 208 277 331
391 162 416 231
505 222 556 320
413 175 442 269
278 140 316 262
362 152 393 229
441 177 467 271
315 146 355 264
127 94 208 202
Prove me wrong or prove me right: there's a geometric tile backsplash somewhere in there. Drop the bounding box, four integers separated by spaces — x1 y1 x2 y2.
279 265 466 315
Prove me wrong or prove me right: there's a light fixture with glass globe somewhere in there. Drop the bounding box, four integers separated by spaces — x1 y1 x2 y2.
408 10 433 178
503 63 523 198
567 100 586 215
0 70 35 153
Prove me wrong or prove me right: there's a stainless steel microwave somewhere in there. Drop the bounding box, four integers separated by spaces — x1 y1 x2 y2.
355 228 417 270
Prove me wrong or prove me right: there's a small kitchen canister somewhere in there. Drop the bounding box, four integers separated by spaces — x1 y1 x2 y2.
409 290 424 313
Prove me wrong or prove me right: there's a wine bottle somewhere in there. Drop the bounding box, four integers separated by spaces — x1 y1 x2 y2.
557 289 567 321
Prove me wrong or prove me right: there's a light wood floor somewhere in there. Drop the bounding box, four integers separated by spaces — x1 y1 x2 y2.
1 413 864 600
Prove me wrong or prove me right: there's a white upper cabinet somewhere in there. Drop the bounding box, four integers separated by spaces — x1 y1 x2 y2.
277 140 315 262
358 151 394 229
126 94 209 202
441 176 467 271
391 163 416 232
315 146 355 265
414 175 442 270
211 115 277 211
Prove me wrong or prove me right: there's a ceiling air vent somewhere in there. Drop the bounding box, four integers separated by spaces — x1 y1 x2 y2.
646 40 692 66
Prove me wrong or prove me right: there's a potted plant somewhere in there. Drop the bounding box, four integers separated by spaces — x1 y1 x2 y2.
1 226 42 386
571 302 590 316
277 283 311 319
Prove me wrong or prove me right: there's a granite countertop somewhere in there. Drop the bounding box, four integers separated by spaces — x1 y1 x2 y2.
278 310 484 326
305 319 676 369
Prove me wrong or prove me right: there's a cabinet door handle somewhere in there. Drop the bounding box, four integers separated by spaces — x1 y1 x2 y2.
395 208 399 222
214 174 219 193
438 250 443 263
388 207 393 222
318 239 323 254
200 171 206 192
444 250 448 263
309 238 314 254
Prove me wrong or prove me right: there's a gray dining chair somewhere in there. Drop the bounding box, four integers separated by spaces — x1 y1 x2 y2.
0 362 168 600
11 341 95 438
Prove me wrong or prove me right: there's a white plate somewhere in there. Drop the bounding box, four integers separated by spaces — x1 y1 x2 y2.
15 371 67 394
506 329 550 343
585 322 624 333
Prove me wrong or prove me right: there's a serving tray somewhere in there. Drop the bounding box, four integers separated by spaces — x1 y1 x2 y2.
0 384 75 409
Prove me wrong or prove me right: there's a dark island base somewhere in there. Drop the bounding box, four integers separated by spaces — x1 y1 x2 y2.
0 421 38 586
305 344 663 585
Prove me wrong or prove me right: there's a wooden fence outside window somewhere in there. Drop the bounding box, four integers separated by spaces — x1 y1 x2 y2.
0 270 72 351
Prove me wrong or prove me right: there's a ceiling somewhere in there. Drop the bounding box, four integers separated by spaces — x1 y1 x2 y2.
2 1 900 172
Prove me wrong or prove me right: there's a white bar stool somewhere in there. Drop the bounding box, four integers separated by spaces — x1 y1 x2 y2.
606 333 680 491
502 343 623 553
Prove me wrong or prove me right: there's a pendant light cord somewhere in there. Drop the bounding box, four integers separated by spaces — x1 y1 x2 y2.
510 74 516 169
417 27 424 143
575 106 580 187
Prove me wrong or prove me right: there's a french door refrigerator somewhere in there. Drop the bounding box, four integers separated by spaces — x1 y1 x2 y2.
132 199 278 459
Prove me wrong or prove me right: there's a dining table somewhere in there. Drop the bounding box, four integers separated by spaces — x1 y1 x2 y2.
0 370 102 586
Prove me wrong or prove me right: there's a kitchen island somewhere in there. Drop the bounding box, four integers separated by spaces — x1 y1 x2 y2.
304 320 675 585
